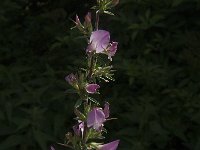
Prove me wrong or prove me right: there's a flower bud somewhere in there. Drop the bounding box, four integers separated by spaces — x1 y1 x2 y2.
73 121 84 137
112 0 119 6
85 84 100 94
84 12 91 25
65 73 77 85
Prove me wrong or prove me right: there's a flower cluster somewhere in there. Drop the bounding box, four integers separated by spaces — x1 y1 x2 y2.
52 0 120 150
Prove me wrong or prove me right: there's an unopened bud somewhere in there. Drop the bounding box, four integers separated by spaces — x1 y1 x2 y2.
85 12 91 24
112 0 119 6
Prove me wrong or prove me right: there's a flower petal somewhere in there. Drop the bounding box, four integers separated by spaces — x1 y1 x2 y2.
107 42 118 61
73 121 84 136
98 140 120 150
87 108 105 130
86 84 100 94
90 30 110 53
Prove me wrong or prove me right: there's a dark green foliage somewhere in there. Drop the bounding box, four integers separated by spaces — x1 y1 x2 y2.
0 0 200 150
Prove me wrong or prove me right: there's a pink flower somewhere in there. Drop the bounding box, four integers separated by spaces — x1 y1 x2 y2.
87 30 118 60
98 140 120 150
87 108 105 130
87 30 110 53
107 42 118 61
73 121 84 137
86 84 100 94
50 146 55 150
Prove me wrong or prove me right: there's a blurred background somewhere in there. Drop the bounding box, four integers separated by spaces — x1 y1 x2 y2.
1 0 200 150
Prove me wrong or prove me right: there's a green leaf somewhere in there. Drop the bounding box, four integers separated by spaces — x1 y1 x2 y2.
88 97 100 105
74 108 86 121
103 11 114 16
75 99 82 108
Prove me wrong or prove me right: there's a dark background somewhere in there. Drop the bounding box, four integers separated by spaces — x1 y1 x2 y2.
1 0 200 150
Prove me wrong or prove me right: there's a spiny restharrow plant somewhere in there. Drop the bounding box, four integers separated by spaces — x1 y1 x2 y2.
52 0 120 149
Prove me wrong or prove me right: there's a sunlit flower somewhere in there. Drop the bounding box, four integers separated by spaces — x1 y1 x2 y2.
97 140 120 150
87 30 118 60
87 108 105 130
87 30 110 53
86 84 100 94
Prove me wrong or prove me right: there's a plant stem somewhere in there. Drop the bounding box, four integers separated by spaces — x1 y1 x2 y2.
88 54 95 81
95 11 100 30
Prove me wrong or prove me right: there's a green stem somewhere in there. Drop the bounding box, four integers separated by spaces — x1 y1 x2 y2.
95 11 100 30
88 54 95 81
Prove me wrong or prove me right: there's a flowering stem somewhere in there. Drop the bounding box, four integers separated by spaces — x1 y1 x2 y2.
64 1 120 149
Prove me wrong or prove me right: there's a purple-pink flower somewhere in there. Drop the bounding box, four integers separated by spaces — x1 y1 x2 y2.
86 84 100 94
50 146 55 150
73 121 84 137
87 30 118 60
107 42 118 61
87 30 110 53
87 108 105 130
98 140 120 150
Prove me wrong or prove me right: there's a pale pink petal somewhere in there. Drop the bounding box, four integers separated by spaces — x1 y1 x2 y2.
98 140 120 150
107 42 118 61
87 108 105 130
90 30 110 53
